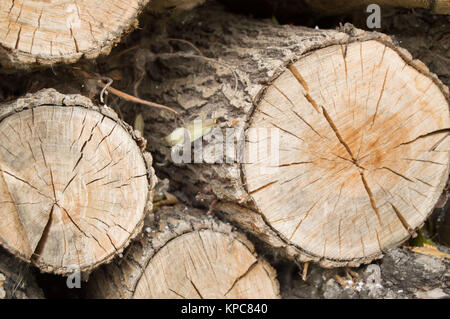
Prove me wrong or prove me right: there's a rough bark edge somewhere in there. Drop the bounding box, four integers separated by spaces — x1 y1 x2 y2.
220 0 450 16
304 0 450 15
0 0 151 72
88 206 281 299
214 24 450 268
0 88 157 275
280 246 450 299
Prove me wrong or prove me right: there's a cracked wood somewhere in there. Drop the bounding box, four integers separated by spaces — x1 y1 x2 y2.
88 207 280 299
245 40 450 265
0 0 150 69
0 89 153 274
125 2 449 267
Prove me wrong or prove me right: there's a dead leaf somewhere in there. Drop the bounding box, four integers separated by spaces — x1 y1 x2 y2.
409 244 450 261
164 118 216 146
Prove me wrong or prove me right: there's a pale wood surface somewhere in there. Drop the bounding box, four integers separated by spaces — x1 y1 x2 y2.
0 0 150 69
244 40 450 263
0 89 154 274
136 3 449 267
89 206 280 299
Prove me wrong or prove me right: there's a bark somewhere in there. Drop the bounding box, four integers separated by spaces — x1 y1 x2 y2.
0 88 156 275
0 0 150 71
88 205 280 299
220 0 450 17
306 0 450 15
280 246 450 299
118 2 450 268
149 0 206 13
0 247 44 299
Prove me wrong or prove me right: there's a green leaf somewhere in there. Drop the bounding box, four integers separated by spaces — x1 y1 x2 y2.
409 230 435 247
271 15 280 25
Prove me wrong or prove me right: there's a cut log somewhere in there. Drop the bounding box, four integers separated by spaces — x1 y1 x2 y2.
0 247 44 299
88 205 280 298
220 0 450 16
127 3 450 267
0 0 150 70
0 88 156 275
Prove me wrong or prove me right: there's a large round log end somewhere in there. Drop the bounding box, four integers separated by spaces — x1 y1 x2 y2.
0 89 155 275
244 39 450 266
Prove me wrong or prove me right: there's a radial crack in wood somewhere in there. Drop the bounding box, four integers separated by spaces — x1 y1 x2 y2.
135 3 449 267
88 206 280 299
244 40 450 266
0 0 150 70
0 89 155 275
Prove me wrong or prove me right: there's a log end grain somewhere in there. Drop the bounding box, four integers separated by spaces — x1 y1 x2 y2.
88 206 280 299
243 39 450 267
0 0 150 70
0 88 156 275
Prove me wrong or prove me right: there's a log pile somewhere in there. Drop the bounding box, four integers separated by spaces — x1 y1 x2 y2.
0 0 448 299
131 2 450 267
